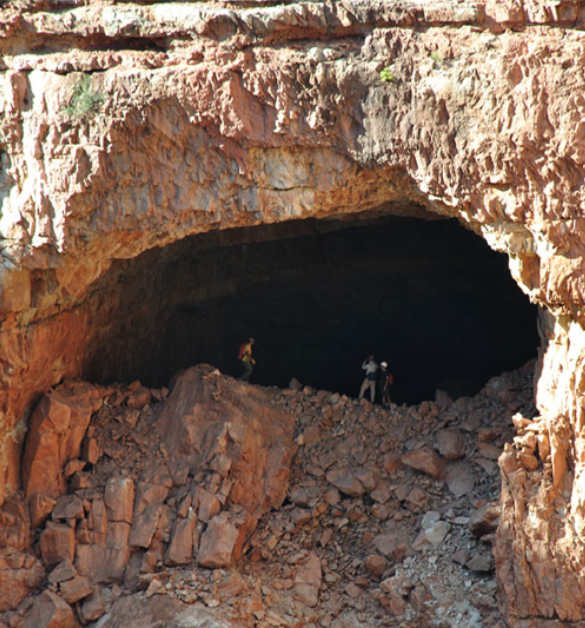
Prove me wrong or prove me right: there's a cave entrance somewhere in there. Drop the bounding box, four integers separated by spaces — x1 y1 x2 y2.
85 214 539 405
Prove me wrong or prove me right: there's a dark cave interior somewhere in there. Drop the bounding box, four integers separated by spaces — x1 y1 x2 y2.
84 214 539 405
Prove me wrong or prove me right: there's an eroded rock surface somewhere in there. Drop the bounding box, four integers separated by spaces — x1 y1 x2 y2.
0 363 536 627
1 1 585 625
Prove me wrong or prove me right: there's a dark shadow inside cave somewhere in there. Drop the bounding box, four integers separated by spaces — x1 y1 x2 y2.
84 214 539 405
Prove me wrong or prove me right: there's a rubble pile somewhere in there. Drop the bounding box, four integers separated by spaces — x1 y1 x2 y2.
0 361 536 628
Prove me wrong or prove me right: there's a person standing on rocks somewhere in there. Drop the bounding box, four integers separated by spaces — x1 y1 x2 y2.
359 354 379 403
378 361 394 409
238 337 256 382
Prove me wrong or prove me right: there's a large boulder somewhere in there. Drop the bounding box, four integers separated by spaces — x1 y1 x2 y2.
21 382 102 501
156 366 296 521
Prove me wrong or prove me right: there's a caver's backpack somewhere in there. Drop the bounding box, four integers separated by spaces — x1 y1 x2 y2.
238 343 246 360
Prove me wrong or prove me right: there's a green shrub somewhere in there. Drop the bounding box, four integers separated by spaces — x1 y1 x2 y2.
379 66 397 83
65 74 104 118
430 51 443 65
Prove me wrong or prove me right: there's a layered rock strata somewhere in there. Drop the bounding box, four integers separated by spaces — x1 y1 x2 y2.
2 0 585 624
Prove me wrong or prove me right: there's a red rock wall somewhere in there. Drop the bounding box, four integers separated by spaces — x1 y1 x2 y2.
2 1 585 624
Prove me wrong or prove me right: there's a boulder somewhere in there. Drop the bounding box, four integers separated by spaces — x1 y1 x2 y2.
156 366 296 521
0 551 45 612
23 591 77 628
197 513 239 569
470 501 500 538
40 523 75 568
59 575 93 604
22 383 100 500
104 477 135 524
325 469 365 497
436 429 466 460
294 552 322 607
165 511 196 566
29 493 57 530
444 462 475 497
402 446 445 480
77 586 106 625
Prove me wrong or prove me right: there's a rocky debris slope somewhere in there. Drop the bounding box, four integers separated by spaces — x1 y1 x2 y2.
0 361 536 627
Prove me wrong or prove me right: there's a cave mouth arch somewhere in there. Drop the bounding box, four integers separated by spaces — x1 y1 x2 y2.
84 212 539 405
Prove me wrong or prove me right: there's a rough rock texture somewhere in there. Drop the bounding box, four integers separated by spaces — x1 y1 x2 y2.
1 363 536 628
2 1 585 625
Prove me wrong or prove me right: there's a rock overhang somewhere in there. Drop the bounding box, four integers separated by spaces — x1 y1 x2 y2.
1 2 585 622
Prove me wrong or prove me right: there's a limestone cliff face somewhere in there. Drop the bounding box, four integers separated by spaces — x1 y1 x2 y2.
1 0 585 624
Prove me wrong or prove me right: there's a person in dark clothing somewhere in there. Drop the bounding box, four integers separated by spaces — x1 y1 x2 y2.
378 361 394 409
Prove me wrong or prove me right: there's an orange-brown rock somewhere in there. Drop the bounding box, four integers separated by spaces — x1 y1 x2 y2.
2 1 585 625
402 446 445 480
156 365 296 521
197 513 240 569
39 523 76 569
22 590 77 628
0 550 45 612
21 383 101 501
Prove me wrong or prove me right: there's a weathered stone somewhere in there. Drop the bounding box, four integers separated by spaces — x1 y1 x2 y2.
157 367 296 524
59 575 93 604
354 467 379 492
52 495 85 523
197 513 239 569
21 385 98 501
294 552 322 607
402 447 445 480
477 442 503 461
48 560 77 584
370 481 392 504
165 511 196 566
133 481 169 517
0 495 32 551
412 511 450 550
40 523 76 568
325 469 365 497
466 552 495 573
129 504 165 549
436 430 466 460
75 545 131 584
0 551 45 612
77 586 106 625
444 462 475 497
87 499 106 545
364 554 387 578
29 493 57 530
23 590 77 628
126 386 151 410
63 460 85 479
470 502 500 538
104 477 135 524
197 488 221 524
105 521 131 549
81 438 101 465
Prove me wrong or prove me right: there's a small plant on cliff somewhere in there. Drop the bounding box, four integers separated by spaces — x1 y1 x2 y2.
430 51 443 65
65 74 104 118
379 66 397 83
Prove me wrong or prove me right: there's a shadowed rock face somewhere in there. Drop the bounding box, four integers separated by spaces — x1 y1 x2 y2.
2 0 585 624
81 216 538 405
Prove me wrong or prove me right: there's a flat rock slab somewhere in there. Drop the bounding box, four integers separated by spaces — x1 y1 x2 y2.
95 592 243 627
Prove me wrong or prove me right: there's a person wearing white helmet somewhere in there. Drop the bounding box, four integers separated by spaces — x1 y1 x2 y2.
378 360 394 409
359 354 379 403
